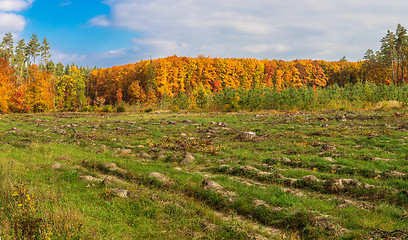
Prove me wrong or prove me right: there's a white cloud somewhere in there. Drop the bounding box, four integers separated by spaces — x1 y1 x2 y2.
51 49 86 64
0 0 33 37
106 48 126 55
132 39 188 57
244 44 289 54
88 15 111 27
0 0 34 11
59 1 72 6
87 0 408 63
0 13 26 35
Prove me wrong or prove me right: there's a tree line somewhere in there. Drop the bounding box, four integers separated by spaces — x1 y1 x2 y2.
1 25 408 113
364 24 408 85
0 33 97 113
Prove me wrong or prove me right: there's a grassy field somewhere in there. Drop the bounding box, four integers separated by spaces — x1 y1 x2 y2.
0 110 408 239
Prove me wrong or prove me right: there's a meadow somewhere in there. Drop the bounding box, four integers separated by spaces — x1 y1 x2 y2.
0 108 408 239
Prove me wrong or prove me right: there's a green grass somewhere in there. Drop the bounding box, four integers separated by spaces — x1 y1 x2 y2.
1 110 408 239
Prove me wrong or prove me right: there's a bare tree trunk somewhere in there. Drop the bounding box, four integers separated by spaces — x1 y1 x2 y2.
392 60 395 85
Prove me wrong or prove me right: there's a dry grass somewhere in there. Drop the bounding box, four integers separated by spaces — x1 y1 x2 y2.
372 100 405 111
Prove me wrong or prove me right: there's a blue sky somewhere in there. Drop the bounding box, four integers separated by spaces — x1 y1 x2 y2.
1 0 408 67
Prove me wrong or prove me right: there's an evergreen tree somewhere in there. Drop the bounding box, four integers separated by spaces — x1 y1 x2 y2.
14 39 26 85
46 60 56 73
40 37 51 66
380 30 397 84
26 33 41 65
395 24 408 83
64 64 70 75
1 33 14 62
55 62 65 76
363 49 376 62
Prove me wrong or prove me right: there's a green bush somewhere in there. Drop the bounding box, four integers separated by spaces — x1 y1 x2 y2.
79 105 92 112
102 105 114 112
115 103 126 113
144 107 153 113
172 92 189 110
32 101 48 113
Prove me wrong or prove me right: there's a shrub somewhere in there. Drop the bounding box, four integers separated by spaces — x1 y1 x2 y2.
144 107 153 113
32 101 48 113
102 105 114 113
172 92 189 110
78 105 92 112
115 103 126 113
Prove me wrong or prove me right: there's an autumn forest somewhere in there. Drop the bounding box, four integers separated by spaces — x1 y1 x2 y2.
1 25 408 113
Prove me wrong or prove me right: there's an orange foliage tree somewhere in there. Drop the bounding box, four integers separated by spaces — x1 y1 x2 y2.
0 58 15 113
24 65 54 112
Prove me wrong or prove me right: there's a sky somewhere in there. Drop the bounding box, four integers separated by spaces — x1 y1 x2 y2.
1 0 408 68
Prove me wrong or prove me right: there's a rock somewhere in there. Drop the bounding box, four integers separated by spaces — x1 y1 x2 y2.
301 175 320 185
53 129 67 134
328 178 361 192
180 133 187 138
181 152 195 164
285 178 297 185
272 207 285 211
202 179 224 190
240 131 257 140
341 178 361 188
51 162 61 170
280 157 292 164
101 162 128 175
137 145 145 148
168 121 177 125
148 172 174 186
210 121 217 125
181 119 193 123
385 170 405 178
108 188 129 198
101 175 122 185
140 152 151 158
321 123 329 127
229 165 259 173
253 199 269 208
217 122 228 127
283 188 305 197
321 144 337 151
258 171 272 176
10 127 22 132
372 157 397 162
80 175 102 182
324 157 335 162
120 148 132 154
155 151 166 160
276 173 287 179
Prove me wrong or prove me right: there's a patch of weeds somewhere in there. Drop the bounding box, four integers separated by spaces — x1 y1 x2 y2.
217 224 249 240
58 170 79 182
152 137 223 155
11 184 51 240
164 204 186 220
